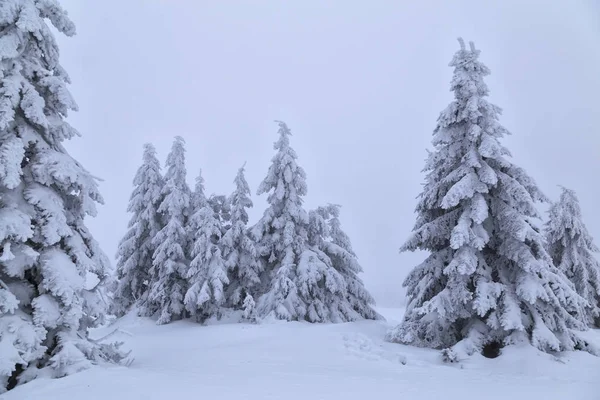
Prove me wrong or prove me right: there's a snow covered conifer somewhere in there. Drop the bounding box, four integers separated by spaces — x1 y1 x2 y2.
185 170 229 321
308 204 380 321
253 121 352 322
252 121 311 321
387 39 590 357
242 293 257 322
546 187 600 327
300 206 352 322
147 137 190 324
113 144 163 316
0 1 125 392
222 164 262 308
187 168 208 235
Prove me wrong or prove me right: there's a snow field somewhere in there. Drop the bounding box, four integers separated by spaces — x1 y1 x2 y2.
5 307 599 400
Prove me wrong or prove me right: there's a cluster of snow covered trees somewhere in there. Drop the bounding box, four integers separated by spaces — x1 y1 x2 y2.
1 0 598 393
388 38 600 360
0 1 127 393
113 122 379 325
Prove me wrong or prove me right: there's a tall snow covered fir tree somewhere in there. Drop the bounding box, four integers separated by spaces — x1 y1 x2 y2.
252 121 310 321
184 170 229 322
387 39 592 358
0 1 126 393
146 137 191 324
546 187 600 327
222 164 262 312
113 144 163 316
253 121 378 322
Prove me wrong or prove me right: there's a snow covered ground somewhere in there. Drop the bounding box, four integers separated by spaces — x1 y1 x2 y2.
5 307 600 400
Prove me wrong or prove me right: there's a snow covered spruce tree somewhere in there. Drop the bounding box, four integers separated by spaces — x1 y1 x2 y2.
221 164 262 315
113 144 163 316
146 136 191 324
307 204 380 321
252 121 311 320
546 187 600 327
387 39 591 358
184 170 229 322
0 1 126 392
253 121 374 323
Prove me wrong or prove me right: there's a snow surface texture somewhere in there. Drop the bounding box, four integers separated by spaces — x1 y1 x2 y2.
4 308 600 400
0 0 126 393
388 38 593 356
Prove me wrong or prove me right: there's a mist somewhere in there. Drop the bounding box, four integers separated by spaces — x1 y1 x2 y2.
56 0 600 307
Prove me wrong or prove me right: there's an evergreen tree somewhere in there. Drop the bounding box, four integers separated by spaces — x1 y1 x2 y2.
308 204 380 321
185 170 228 321
387 39 590 357
185 169 208 242
0 1 125 392
253 121 348 322
302 206 352 322
252 121 310 320
113 144 163 316
222 164 262 308
546 187 600 327
242 293 257 322
190 170 207 211
147 137 190 325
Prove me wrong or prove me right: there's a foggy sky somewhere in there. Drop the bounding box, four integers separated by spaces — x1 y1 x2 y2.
56 1 600 307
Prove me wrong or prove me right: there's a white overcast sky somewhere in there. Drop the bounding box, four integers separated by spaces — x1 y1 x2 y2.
56 1 600 307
